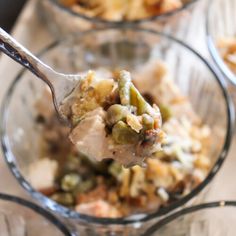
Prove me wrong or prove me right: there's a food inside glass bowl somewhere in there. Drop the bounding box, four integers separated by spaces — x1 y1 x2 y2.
217 37 236 74
59 0 183 21
28 61 212 218
60 70 164 167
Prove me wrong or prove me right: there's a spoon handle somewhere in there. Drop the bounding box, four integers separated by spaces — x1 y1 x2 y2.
0 27 52 83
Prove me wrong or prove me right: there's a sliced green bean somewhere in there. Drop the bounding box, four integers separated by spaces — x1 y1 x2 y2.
51 193 74 206
112 121 140 144
61 173 81 192
108 162 122 178
142 114 154 130
118 70 132 105
159 104 172 122
106 104 130 126
130 84 152 115
75 179 95 193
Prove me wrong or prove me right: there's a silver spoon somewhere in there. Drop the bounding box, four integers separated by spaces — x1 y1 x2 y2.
0 28 164 167
0 27 80 124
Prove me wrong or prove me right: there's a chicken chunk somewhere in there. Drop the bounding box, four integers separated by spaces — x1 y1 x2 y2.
28 158 58 190
75 200 121 218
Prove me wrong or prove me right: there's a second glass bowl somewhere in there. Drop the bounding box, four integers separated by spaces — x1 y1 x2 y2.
207 0 236 85
38 0 199 36
0 193 72 236
142 201 236 235
0 27 234 235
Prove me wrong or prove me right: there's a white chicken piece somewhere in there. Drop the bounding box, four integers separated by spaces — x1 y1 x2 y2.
28 158 58 190
75 200 121 218
69 108 151 167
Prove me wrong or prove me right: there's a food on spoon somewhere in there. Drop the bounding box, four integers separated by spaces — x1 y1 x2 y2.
29 61 212 218
59 0 183 21
60 70 165 167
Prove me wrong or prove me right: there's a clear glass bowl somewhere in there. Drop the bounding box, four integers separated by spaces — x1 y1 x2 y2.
142 201 236 235
38 0 199 36
0 193 72 236
0 27 234 235
207 0 236 85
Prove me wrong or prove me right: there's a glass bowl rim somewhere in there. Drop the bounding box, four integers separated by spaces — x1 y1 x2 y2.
48 0 199 25
0 27 234 225
0 192 72 235
206 0 236 86
142 200 236 235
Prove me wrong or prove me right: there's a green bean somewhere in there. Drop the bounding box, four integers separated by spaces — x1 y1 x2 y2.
106 104 130 126
117 70 158 118
118 70 132 105
61 173 81 192
130 84 152 115
51 193 74 206
142 114 154 130
64 155 81 172
108 162 122 178
75 179 95 193
112 121 140 144
159 104 172 122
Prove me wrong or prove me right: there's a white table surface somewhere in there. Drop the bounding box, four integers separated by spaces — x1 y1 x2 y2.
0 0 235 204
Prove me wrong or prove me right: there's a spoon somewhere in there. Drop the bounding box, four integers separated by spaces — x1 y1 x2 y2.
0 27 80 124
0 28 164 167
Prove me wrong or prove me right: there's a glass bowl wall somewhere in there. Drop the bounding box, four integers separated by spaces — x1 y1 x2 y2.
207 0 236 85
1 28 234 235
142 201 236 235
0 193 72 236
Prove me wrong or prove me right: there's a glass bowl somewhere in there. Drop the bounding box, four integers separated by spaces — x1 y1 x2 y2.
142 201 236 235
38 0 199 36
0 27 234 235
206 0 236 85
0 192 72 236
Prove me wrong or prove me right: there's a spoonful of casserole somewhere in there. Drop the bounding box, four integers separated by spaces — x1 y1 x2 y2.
0 28 164 167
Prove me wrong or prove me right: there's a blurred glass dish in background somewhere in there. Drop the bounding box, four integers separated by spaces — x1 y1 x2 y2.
0 27 234 235
142 201 236 236
207 0 236 85
37 0 199 36
0 193 72 236
53 0 192 22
